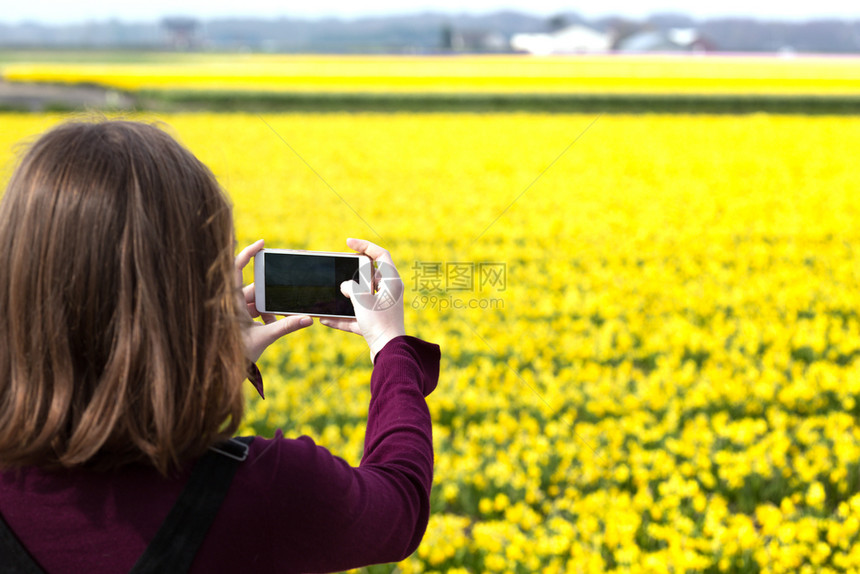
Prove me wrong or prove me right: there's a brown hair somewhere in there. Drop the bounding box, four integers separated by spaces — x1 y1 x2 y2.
0 119 247 475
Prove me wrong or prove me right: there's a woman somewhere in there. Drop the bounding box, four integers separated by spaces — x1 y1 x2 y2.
0 120 439 573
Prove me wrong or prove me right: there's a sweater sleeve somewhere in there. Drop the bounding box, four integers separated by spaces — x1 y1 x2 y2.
233 335 440 574
360 336 440 554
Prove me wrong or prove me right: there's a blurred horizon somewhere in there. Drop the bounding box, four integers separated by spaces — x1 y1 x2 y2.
3 9 859 54
2 1 859 26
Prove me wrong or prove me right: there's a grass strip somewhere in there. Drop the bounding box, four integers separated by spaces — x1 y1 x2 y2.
137 90 860 114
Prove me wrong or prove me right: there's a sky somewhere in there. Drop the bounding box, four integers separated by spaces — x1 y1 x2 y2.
2 0 858 25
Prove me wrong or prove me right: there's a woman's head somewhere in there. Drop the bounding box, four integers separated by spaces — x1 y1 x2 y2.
0 119 246 475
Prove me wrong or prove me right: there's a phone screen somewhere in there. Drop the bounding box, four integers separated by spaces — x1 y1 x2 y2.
263 252 360 317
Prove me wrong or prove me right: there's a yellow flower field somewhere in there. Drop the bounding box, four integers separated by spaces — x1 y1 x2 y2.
3 54 860 95
2 111 860 573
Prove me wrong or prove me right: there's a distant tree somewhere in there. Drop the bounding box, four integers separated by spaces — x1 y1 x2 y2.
440 23 454 51
548 14 568 33
161 17 198 50
603 17 642 50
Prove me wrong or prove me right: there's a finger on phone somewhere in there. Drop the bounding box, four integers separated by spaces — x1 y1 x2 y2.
236 239 265 271
243 283 256 303
347 238 394 267
260 312 279 325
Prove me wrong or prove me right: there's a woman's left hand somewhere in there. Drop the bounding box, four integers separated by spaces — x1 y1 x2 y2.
235 239 313 363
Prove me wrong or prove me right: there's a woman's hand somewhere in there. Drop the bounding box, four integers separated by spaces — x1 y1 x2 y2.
320 238 406 363
235 239 313 363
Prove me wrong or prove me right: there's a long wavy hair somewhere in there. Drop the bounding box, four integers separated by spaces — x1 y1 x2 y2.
0 120 247 476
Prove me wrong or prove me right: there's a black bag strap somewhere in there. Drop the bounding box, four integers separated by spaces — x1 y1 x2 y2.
0 511 44 574
0 436 252 574
129 436 252 574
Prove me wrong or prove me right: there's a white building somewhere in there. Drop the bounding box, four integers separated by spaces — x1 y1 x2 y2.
511 24 611 55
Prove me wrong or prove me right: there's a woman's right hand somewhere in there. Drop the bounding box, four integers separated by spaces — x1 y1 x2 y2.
320 238 406 362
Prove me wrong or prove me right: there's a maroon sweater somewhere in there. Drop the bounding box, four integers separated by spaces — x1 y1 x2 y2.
0 336 440 574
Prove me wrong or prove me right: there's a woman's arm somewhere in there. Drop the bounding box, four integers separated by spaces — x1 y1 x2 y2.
227 238 439 572
222 336 438 574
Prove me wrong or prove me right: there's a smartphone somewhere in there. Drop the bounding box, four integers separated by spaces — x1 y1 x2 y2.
254 248 372 318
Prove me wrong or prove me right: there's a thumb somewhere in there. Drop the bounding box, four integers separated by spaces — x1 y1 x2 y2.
248 315 313 356
342 279 375 313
